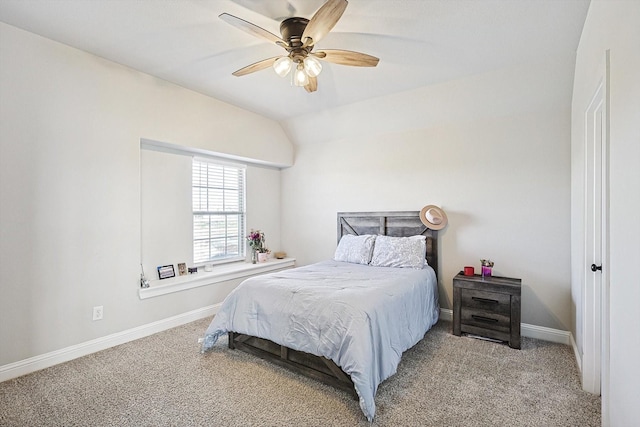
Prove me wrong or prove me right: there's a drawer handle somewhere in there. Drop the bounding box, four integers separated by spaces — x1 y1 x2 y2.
471 315 499 323
471 297 499 304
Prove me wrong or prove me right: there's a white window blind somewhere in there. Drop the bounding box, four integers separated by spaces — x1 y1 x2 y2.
192 158 246 264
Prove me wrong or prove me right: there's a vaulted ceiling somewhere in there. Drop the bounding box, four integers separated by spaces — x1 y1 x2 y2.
0 0 590 122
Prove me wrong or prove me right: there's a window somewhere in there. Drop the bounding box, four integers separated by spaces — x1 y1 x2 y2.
192 158 246 264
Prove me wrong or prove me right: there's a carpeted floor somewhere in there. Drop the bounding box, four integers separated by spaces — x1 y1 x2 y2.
0 318 600 426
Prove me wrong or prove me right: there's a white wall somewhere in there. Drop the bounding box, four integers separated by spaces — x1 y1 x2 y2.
0 22 292 366
141 149 193 276
571 1 640 424
281 56 575 330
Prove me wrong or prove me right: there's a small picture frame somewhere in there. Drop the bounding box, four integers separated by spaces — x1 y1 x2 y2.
157 265 175 280
188 267 198 274
177 263 187 276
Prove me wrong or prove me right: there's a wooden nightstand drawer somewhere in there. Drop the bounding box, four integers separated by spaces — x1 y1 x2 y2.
460 289 511 315
461 307 510 333
453 272 522 349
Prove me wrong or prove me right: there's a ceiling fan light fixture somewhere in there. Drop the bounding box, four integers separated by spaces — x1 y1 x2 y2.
273 56 293 77
293 63 310 87
221 0 379 93
303 56 322 77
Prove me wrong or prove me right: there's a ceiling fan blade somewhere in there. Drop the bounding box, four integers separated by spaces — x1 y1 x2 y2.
232 56 280 76
219 13 286 46
301 0 348 47
313 49 379 67
304 76 318 93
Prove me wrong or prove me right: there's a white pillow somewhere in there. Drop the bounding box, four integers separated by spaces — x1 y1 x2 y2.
334 234 376 265
370 235 426 269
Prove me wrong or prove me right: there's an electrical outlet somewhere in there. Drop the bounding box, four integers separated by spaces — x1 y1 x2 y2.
92 305 103 321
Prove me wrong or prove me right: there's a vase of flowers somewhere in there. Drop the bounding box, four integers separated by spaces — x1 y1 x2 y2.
480 259 494 278
247 229 269 263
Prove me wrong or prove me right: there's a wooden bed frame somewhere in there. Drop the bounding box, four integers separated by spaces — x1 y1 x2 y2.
227 211 439 398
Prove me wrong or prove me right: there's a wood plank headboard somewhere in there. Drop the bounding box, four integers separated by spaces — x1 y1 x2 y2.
337 211 439 278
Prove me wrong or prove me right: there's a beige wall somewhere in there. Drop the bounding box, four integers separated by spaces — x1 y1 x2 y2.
281 57 575 331
571 1 640 424
0 22 292 366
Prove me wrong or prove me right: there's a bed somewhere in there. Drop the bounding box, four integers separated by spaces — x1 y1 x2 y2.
201 211 440 421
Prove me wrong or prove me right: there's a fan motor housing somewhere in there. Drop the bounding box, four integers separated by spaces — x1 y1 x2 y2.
280 17 309 48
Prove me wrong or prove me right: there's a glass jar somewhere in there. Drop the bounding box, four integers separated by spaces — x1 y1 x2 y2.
481 265 492 278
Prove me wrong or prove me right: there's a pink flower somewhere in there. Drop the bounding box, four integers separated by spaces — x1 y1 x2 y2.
247 229 269 253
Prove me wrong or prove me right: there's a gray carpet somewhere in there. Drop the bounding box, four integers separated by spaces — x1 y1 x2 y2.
0 318 600 426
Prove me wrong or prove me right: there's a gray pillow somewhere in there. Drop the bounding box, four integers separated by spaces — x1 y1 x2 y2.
334 234 377 265
370 235 426 269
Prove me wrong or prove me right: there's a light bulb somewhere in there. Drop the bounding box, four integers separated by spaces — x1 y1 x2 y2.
273 56 292 77
293 64 309 87
303 56 322 77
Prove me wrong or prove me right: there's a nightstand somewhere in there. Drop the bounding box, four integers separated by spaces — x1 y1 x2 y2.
453 272 521 349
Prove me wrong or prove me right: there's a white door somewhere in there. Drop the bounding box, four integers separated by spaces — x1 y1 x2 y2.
583 52 609 402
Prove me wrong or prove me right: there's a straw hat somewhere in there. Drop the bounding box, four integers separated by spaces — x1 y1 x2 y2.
419 205 448 230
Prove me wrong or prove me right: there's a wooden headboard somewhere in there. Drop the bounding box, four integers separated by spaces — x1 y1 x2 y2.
337 211 439 278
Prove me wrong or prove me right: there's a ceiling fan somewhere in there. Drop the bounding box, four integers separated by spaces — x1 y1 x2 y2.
220 0 379 93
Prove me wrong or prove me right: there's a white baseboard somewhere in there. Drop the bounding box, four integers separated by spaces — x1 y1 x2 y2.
570 332 582 372
439 308 453 321
0 304 220 383
522 323 572 345
439 308 572 345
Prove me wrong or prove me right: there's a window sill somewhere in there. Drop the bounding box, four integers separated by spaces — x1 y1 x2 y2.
138 258 296 300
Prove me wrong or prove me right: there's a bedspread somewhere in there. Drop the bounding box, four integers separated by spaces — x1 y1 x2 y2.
201 260 439 421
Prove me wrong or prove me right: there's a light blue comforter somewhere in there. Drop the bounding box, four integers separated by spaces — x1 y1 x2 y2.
201 260 439 421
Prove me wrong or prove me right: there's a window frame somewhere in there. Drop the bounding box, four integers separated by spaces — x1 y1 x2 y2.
192 157 246 265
